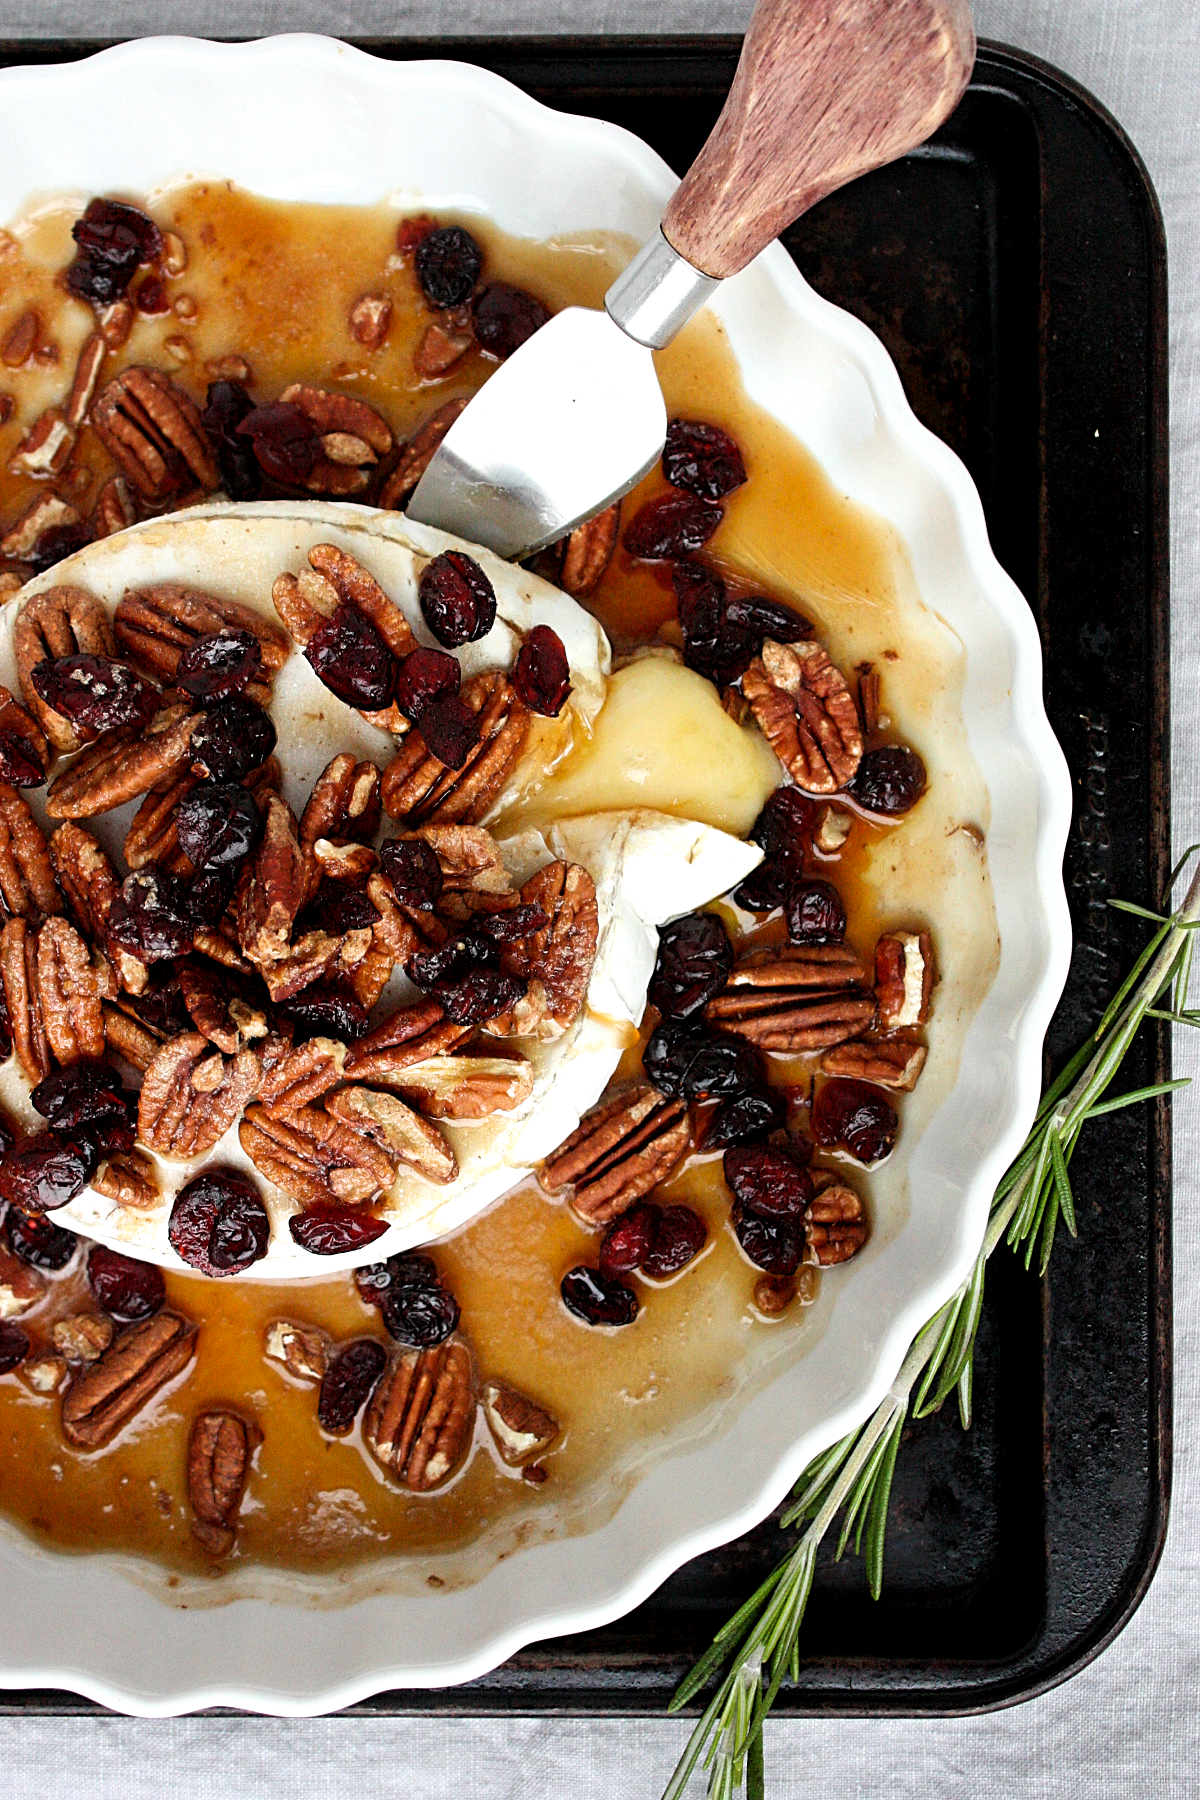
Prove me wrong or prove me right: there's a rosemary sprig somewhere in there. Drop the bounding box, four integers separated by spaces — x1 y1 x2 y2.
664 852 1200 1800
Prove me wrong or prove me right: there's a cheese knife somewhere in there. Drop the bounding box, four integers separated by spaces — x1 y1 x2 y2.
407 0 975 559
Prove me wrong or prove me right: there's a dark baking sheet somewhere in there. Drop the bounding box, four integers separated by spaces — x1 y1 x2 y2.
0 36 1169 1719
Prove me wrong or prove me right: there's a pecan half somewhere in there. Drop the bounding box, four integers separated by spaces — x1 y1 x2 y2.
178 958 269 1055
92 1148 160 1209
481 1380 558 1466
342 998 471 1084
560 502 620 597
743 640 863 793
0 784 61 918
270 564 334 647
188 1409 260 1556
114 583 289 705
61 1312 197 1448
236 794 306 965
124 767 199 873
821 1038 926 1091
363 1339 475 1492
257 1037 346 1118
7 408 74 478
91 474 137 539
325 1085 457 1185
102 1002 160 1072
704 943 875 1052
238 1100 396 1206
540 1083 692 1225
64 330 107 430
875 930 936 1029
0 917 50 1080
1 309 37 367
415 824 513 900
280 384 393 471
46 705 199 821
138 1033 261 1157
92 366 219 500
0 686 49 784
485 861 597 1041
379 398 468 510
349 293 392 349
264 1319 329 1382
306 544 417 661
50 822 144 993
257 926 372 1004
381 671 530 826
14 585 117 752
311 839 377 886
377 1052 534 1120
806 1180 869 1265
299 753 382 851
34 916 108 1063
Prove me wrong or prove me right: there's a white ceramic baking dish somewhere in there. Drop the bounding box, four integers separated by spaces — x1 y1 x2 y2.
0 34 1072 1715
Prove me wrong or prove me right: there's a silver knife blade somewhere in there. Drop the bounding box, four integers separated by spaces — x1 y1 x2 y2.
405 306 667 560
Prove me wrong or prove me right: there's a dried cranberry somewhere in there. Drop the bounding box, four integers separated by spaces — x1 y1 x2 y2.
472 282 550 358
0 1321 29 1374
305 605 398 712
355 1251 438 1309
0 728 45 787
786 880 846 945
275 985 368 1044
732 1202 803 1275
395 646 460 722
701 1087 788 1148
724 592 811 643
382 1278 460 1348
176 629 263 702
415 225 484 308
624 492 722 560
643 1019 761 1102
289 1204 389 1256
470 904 548 943
512 625 571 716
409 933 496 990
31 1063 133 1136
0 1131 97 1214
673 561 755 685
176 782 260 870
641 1204 707 1278
297 881 379 937
134 276 168 316
849 746 927 816
66 197 162 304
663 419 747 501
169 1169 270 1276
30 655 158 738
128 971 191 1039
419 551 497 648
25 522 93 575
317 1337 388 1434
649 912 733 1018
752 787 816 863
724 1144 813 1218
598 1202 658 1281
434 968 526 1026
87 1243 165 1321
3 1208 77 1271
236 401 319 486
108 866 195 962
811 1079 898 1163
190 698 276 783
561 1265 639 1327
419 696 479 769
201 379 263 502
379 839 443 910
732 862 793 915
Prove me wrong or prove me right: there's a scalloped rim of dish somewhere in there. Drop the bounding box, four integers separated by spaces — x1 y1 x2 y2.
0 34 1072 1716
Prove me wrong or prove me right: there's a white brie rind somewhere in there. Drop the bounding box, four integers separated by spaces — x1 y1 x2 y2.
0 503 762 1276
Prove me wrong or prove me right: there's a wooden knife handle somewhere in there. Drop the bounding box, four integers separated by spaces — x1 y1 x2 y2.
662 0 976 280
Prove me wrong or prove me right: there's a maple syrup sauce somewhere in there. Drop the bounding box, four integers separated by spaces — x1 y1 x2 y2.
0 187 998 1589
